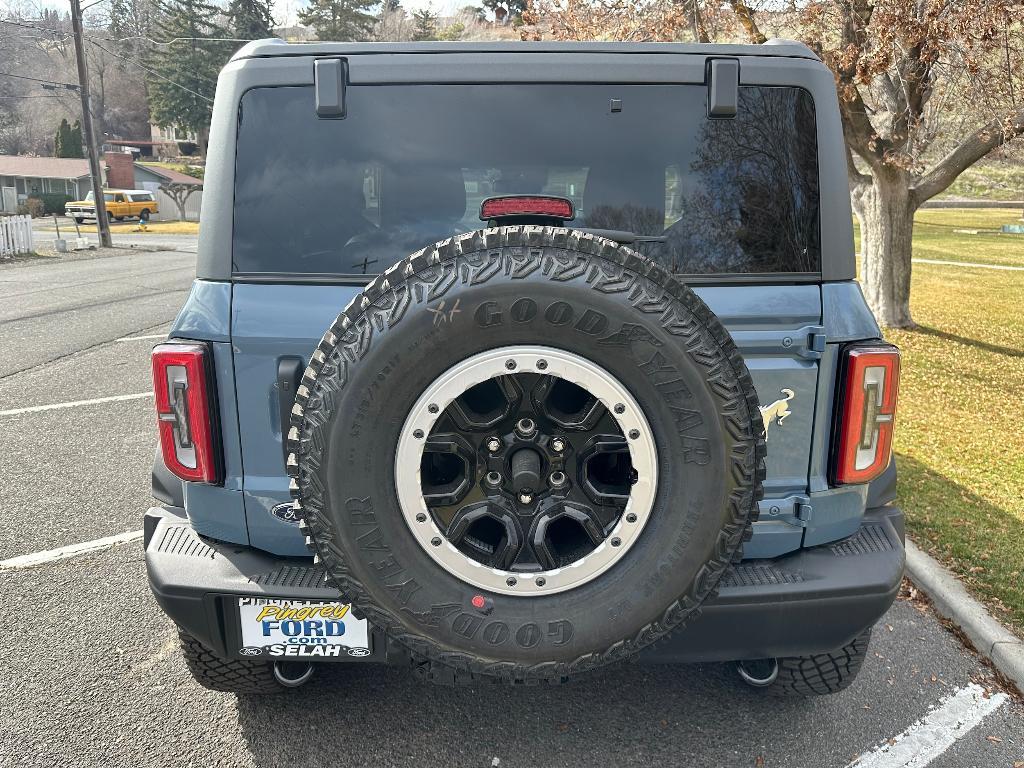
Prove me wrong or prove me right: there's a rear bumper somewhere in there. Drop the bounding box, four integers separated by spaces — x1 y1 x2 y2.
144 505 904 664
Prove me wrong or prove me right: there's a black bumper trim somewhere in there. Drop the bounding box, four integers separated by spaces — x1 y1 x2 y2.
145 505 904 664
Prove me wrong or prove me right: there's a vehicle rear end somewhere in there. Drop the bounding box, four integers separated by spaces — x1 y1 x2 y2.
145 41 904 694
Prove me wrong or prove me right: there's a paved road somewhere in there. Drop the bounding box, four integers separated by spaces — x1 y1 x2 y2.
0 251 1021 768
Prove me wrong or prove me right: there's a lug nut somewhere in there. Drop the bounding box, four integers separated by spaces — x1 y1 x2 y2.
485 471 502 488
551 437 565 453
549 471 567 488
518 491 533 505
486 437 501 453
515 418 536 438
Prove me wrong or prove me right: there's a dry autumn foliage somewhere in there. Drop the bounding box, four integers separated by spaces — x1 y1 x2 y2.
523 0 1024 329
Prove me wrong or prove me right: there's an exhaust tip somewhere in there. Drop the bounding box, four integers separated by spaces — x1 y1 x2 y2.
273 660 315 688
736 658 779 688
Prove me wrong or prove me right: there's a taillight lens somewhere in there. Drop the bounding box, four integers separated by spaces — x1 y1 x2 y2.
833 344 900 485
152 342 220 484
480 195 575 221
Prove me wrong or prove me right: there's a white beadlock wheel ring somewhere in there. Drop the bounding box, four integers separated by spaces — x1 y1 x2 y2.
395 346 658 597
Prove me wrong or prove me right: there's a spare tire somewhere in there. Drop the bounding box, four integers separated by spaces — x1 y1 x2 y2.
288 226 765 682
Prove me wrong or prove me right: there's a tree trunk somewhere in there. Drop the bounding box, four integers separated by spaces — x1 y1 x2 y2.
853 170 917 329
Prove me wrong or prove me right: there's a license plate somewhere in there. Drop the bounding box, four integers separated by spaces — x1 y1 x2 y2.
237 597 371 660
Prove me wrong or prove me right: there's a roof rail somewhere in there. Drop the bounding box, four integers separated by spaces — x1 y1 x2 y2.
762 38 819 60
230 37 287 62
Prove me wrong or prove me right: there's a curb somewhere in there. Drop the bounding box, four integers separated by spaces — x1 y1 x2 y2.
905 539 1024 693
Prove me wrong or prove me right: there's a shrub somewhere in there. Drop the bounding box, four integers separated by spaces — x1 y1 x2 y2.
21 198 46 218
35 193 73 215
437 21 465 40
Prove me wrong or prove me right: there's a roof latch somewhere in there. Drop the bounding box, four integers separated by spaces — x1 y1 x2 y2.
314 58 347 119
707 58 739 118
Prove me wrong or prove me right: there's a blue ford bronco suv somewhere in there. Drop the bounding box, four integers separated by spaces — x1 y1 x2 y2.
145 39 904 695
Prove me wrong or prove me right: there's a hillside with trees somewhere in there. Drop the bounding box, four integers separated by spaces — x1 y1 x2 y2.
0 2 515 159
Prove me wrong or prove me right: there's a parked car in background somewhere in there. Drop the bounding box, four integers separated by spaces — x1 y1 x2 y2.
65 189 158 223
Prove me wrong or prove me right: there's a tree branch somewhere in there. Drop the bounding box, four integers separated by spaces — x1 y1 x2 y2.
727 0 766 44
912 107 1024 203
839 85 891 170
846 140 872 188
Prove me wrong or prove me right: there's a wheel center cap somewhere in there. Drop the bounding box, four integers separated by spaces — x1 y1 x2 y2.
510 447 542 498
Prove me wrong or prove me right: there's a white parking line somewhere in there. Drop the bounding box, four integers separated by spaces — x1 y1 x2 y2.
846 682 1008 767
913 257 1024 271
117 333 168 342
0 392 152 417
0 530 143 571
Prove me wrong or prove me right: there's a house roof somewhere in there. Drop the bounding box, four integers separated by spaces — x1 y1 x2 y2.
0 155 90 180
138 164 202 186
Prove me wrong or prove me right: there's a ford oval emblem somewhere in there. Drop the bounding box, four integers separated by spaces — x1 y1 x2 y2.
271 502 301 525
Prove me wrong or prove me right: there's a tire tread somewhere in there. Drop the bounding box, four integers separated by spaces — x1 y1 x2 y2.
288 226 768 683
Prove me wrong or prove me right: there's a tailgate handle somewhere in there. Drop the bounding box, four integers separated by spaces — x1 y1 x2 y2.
278 357 304 465
707 58 739 118
314 58 348 118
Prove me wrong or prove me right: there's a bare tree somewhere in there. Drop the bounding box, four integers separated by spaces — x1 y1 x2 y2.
526 0 1024 328
159 180 202 220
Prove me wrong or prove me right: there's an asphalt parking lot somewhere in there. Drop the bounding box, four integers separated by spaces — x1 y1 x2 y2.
0 245 1021 768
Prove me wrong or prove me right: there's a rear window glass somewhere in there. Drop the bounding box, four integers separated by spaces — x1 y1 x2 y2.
232 84 819 277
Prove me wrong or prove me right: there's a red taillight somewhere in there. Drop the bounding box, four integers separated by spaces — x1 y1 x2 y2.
480 195 575 221
833 344 900 485
152 342 220 484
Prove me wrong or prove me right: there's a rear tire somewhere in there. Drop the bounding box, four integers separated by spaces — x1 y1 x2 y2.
74 217 84 224
775 628 872 696
177 630 284 694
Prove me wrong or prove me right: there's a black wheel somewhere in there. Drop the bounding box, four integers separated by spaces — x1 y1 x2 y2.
74 217 84 224
738 628 873 696
777 628 872 696
115 216 125 221
140 208 151 219
107 211 114 223
177 630 284 694
289 227 765 683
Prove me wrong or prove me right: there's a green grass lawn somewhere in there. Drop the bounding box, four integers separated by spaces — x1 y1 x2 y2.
938 163 1024 201
876 209 1024 634
911 208 1024 267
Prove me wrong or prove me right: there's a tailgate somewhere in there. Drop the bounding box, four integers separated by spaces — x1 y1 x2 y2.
231 283 823 557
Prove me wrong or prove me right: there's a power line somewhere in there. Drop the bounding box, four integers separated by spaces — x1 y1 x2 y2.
0 71 80 89
0 18 66 33
88 37 220 86
87 37 214 103
2 19 257 46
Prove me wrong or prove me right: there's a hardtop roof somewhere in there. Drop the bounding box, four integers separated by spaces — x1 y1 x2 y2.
230 38 818 63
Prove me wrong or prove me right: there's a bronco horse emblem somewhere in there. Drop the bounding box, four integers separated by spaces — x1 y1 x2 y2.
759 388 795 441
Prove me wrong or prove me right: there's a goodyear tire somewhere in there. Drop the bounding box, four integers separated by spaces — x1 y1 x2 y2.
289 227 765 682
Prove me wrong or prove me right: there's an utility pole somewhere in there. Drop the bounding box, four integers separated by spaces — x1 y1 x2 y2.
69 0 112 248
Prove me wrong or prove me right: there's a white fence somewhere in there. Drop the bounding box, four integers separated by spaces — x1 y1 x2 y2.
0 214 33 257
154 187 202 221
137 181 203 221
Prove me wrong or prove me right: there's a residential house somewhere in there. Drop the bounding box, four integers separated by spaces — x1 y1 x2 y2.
0 156 91 212
0 152 203 220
